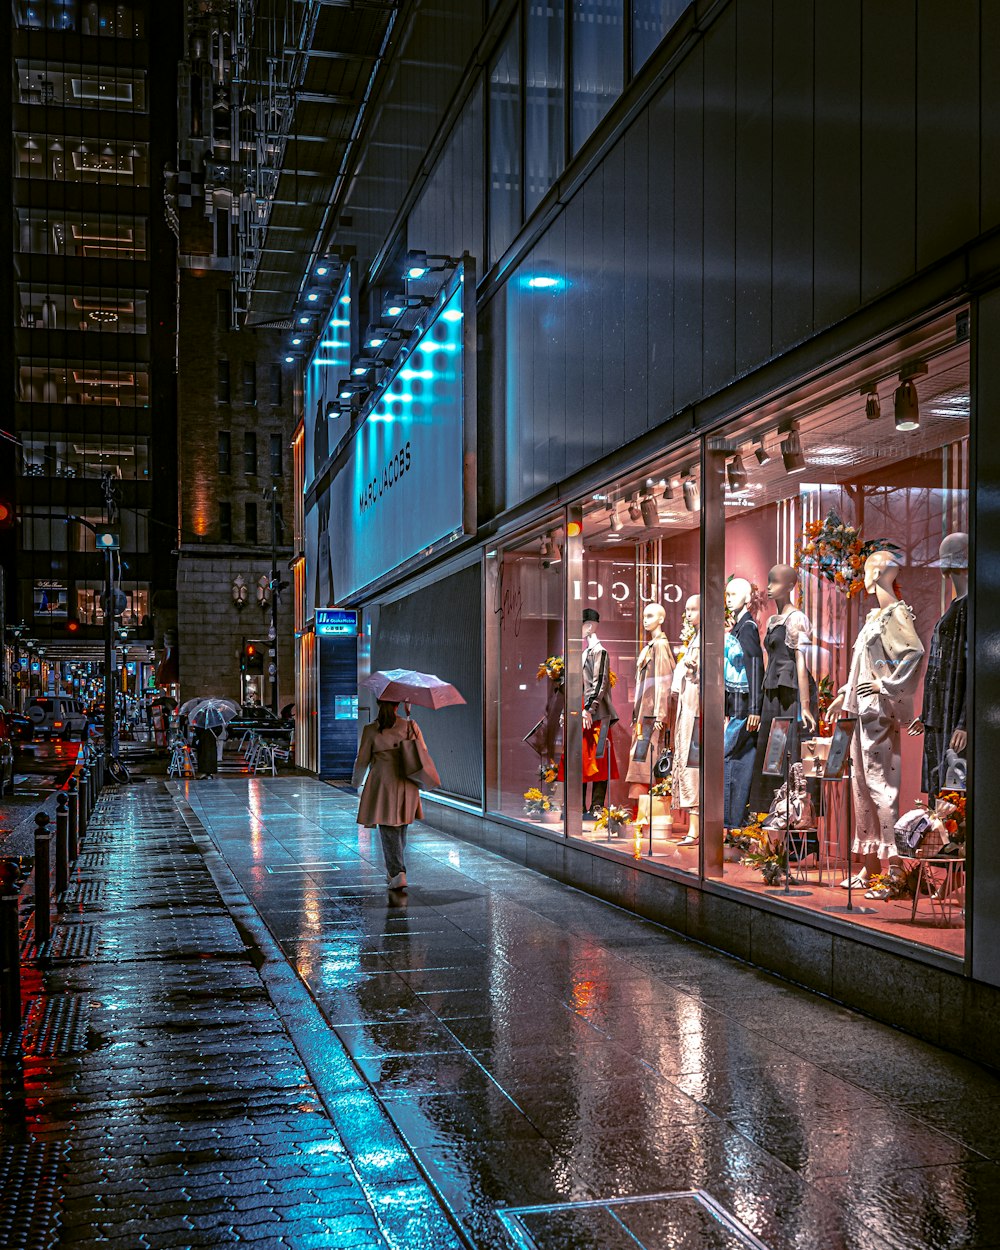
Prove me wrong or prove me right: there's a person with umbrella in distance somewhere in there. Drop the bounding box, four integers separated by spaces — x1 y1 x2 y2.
190 699 239 780
352 670 462 891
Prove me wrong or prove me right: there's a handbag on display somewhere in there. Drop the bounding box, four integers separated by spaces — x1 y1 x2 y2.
652 731 673 780
686 719 701 768
522 718 548 756
800 736 833 779
398 720 441 789
893 808 934 857
760 763 815 831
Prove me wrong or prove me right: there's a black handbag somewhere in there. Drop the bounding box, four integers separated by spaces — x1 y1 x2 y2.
652 731 673 779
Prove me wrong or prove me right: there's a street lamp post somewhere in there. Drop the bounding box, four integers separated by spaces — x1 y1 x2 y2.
269 483 279 717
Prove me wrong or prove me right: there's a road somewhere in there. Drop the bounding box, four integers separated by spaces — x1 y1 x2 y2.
0 736 81 857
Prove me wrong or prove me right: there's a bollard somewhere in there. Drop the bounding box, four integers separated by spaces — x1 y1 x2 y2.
67 776 79 861
0 860 22 1036
55 793 69 903
78 770 89 842
95 752 103 794
33 813 52 952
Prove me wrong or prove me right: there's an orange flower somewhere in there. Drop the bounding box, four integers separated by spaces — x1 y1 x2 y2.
804 542 816 555
849 555 862 569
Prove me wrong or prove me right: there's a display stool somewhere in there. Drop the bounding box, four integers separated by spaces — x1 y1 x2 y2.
910 856 965 925
784 826 822 886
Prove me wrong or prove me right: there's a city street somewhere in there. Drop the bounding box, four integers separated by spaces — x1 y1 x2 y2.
3 776 997 1249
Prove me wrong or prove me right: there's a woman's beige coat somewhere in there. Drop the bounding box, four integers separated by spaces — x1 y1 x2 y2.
352 718 426 827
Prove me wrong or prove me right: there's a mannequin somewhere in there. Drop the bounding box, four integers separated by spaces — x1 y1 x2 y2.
908 532 967 799
671 595 701 846
749 564 817 815
723 578 763 830
828 552 924 891
625 602 675 798
581 608 620 816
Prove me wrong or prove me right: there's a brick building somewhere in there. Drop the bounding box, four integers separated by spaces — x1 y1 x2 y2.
169 1 295 709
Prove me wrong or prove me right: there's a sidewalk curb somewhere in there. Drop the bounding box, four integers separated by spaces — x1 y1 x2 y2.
171 786 472 1250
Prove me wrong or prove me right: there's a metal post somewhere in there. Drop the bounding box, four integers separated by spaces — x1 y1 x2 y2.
55 793 69 902
67 777 79 859
33 814 51 951
78 770 89 840
0 860 22 1036
269 482 279 717
104 545 115 756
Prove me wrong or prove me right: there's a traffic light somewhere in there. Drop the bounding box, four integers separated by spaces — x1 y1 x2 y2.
241 642 263 675
0 500 13 530
66 620 79 634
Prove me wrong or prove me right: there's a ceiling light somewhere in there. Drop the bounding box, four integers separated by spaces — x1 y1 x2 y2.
662 477 679 501
291 337 302 346
608 503 623 533
780 428 806 473
339 388 352 401
727 454 748 492
386 303 405 317
753 439 770 466
299 316 309 325
894 381 919 431
306 292 319 302
628 495 642 522
316 265 328 276
863 385 881 420
682 473 699 513
367 335 385 348
284 356 293 364
640 497 659 528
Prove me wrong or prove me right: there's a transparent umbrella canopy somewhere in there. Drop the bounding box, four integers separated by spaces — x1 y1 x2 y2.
189 700 240 729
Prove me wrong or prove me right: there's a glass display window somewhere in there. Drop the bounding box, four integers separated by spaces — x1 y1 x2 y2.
15 136 149 187
19 286 148 334
713 310 969 958
494 526 567 829
571 457 702 867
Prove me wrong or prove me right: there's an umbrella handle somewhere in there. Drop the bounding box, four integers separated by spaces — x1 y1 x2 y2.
403 700 411 717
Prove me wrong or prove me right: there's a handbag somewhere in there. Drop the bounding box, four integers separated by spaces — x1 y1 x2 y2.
398 719 441 789
761 763 815 831
893 808 933 857
686 718 701 768
652 731 673 779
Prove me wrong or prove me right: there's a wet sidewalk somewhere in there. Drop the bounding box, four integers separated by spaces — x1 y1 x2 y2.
0 783 462 1249
181 778 1000 1250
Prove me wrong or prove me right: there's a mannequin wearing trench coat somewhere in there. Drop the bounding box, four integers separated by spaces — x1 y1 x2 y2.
352 718 426 827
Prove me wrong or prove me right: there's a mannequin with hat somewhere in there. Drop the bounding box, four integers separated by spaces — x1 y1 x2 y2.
908 532 968 800
581 609 620 816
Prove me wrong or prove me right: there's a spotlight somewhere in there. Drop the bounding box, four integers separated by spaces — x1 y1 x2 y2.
608 503 623 532
780 427 806 473
753 439 771 466
640 497 659 528
291 336 302 346
284 355 293 364
539 534 552 558
894 379 919 431
298 315 310 325
662 477 679 501
864 386 881 420
306 292 319 302
628 495 642 522
682 473 699 513
404 249 429 279
316 265 329 276
727 454 748 492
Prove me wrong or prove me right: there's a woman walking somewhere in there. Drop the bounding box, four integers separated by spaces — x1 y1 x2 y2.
352 700 431 890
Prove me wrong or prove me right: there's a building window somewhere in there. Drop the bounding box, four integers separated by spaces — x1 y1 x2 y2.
269 363 283 407
242 360 256 405
244 500 257 545
269 434 283 478
632 0 687 75
219 501 231 543
216 288 231 332
218 431 231 475
488 17 521 267
525 0 565 216
244 431 257 476
571 0 624 155
217 359 230 403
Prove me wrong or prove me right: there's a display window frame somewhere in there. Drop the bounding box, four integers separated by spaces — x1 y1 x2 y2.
485 302 972 969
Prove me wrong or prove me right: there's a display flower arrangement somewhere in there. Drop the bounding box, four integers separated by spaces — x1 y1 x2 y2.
651 778 672 799
523 787 553 817
935 791 966 852
738 819 788 886
536 655 565 684
594 805 631 835
794 512 901 599
539 762 559 787
867 862 919 899
816 674 836 734
724 813 765 854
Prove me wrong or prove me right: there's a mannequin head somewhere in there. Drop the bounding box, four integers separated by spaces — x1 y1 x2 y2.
582 607 600 645
936 531 969 597
642 602 666 635
863 550 901 598
725 577 752 616
767 564 797 605
684 594 700 631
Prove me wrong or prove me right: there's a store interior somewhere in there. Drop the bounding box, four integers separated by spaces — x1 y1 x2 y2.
498 312 969 958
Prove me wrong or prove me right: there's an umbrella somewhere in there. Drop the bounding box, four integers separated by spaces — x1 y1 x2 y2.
363 669 466 710
176 697 206 717
190 699 240 729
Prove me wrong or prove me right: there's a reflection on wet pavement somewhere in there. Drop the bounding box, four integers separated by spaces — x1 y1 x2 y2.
183 778 1000 1250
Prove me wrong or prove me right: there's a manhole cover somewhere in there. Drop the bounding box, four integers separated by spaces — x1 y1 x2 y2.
497 1192 772 1250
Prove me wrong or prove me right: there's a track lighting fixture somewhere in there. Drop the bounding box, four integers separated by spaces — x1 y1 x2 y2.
662 477 679 501
628 495 642 522
727 454 748 492
893 363 929 432
780 427 806 473
608 503 623 533
753 439 770 466
682 473 699 513
640 496 659 528
864 386 881 421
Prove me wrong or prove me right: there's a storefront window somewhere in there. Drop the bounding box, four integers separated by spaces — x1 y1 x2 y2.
715 311 969 958
495 527 566 828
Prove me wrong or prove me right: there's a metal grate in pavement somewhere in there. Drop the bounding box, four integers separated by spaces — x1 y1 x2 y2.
497 1192 772 1250
0 1143 63 1250
50 923 103 961
21 994 91 1057
63 881 107 905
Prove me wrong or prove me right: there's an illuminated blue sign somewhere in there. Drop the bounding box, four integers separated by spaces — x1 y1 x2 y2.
315 608 358 636
328 279 470 601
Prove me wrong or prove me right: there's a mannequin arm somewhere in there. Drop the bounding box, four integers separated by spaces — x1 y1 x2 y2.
795 651 816 731
653 639 674 724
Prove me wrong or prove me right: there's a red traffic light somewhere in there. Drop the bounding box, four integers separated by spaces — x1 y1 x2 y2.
67 620 79 633
246 645 256 657
0 501 13 529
